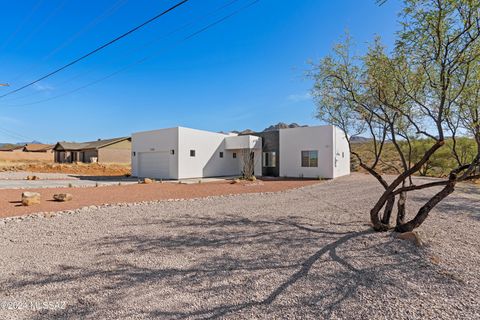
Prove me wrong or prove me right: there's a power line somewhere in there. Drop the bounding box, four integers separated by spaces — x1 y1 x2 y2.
2 0 239 103
2 0 243 104
0 0 190 99
3 0 260 108
8 0 130 85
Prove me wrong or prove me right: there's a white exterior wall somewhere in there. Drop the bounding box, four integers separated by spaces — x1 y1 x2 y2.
280 125 349 179
131 127 179 179
132 127 262 180
177 127 242 179
333 127 350 178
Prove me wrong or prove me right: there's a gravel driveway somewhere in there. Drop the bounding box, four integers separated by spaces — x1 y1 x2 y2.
0 174 478 319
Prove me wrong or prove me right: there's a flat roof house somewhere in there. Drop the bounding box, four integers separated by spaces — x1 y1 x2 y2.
132 125 350 180
132 127 262 180
53 137 131 164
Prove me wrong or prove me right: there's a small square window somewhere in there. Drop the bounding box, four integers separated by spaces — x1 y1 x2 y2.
301 150 318 167
219 152 224 158
233 152 237 159
170 149 175 155
190 150 195 157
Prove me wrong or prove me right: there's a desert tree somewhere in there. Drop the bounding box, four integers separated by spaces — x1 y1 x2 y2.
239 149 257 180
311 0 480 232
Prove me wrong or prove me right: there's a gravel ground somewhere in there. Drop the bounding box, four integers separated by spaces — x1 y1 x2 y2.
0 179 318 218
0 172 137 189
0 173 478 319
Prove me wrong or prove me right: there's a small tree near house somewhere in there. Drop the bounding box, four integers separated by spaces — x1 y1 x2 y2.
239 149 257 180
310 0 480 232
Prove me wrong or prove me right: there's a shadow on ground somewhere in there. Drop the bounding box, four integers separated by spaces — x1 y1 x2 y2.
2 213 462 319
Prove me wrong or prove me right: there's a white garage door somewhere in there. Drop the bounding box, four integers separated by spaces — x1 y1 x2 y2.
138 152 170 179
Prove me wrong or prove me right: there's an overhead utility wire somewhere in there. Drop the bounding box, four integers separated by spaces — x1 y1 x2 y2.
8 0 130 85
3 0 240 103
0 0 190 98
4 0 260 108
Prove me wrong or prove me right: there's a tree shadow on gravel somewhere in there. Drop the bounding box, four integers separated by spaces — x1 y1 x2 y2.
2 215 464 319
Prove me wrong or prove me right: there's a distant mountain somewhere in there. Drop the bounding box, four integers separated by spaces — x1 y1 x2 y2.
232 123 309 135
263 122 308 132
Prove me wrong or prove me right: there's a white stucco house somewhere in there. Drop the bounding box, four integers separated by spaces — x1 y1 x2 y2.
131 125 350 180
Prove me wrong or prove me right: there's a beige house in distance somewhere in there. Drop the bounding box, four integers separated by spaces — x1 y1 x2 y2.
53 137 131 164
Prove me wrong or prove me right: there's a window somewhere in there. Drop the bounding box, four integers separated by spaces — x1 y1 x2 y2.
132 151 136 157
262 152 276 167
170 149 175 155
301 150 318 167
233 152 237 159
219 152 224 158
190 150 195 157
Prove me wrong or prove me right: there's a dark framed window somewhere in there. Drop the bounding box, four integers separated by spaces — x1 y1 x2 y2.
301 150 318 167
262 152 276 167
233 152 237 159
132 152 136 157
219 152 224 158
190 150 195 157
170 149 175 155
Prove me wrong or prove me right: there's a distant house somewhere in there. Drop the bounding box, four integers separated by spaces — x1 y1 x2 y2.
0 145 23 152
23 143 54 153
53 137 131 164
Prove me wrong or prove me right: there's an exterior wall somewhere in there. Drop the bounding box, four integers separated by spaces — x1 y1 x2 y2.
333 127 350 178
250 131 280 177
279 126 336 179
177 127 244 179
97 139 131 164
97 148 130 164
131 127 179 179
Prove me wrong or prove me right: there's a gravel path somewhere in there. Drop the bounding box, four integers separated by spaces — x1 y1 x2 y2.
0 173 478 319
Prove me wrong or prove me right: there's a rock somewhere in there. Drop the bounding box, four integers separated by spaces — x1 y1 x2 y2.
230 179 240 184
53 193 73 202
397 231 425 247
142 178 154 184
21 192 41 206
26 175 40 180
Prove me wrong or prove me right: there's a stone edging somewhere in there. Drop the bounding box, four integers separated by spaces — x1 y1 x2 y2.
0 182 325 224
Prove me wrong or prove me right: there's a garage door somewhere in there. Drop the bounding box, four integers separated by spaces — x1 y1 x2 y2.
138 152 170 179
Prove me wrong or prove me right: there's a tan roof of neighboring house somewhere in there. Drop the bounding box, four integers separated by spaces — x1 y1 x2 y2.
53 137 131 151
23 143 54 152
0 145 23 152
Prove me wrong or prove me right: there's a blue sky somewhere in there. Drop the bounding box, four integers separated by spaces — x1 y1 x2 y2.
0 0 402 143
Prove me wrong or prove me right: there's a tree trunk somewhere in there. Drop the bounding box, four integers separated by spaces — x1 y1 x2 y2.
396 191 407 226
370 141 445 231
381 195 395 225
395 183 455 232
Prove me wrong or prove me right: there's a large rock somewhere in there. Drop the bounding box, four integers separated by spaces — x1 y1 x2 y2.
397 231 425 247
26 175 40 181
21 192 41 206
53 193 73 202
143 178 154 184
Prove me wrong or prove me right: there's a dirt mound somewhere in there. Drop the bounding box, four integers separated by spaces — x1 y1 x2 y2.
0 161 130 176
